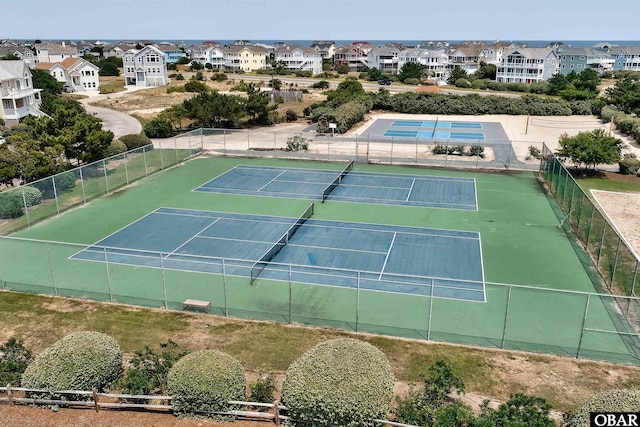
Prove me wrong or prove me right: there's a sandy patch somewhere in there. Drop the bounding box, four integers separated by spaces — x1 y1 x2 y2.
591 190 640 259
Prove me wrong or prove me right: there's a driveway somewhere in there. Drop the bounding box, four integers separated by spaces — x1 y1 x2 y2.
78 87 147 138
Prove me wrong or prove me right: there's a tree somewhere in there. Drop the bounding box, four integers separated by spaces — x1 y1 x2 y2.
245 84 275 123
182 90 246 128
476 62 497 80
336 64 349 74
0 338 32 385
398 62 426 83
1 53 20 60
556 129 624 169
326 79 365 104
269 78 282 90
157 104 188 130
447 66 468 85
545 73 568 96
99 61 120 77
31 68 63 95
189 61 204 71
605 76 640 115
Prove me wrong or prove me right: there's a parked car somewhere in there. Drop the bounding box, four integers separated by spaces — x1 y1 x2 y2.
378 79 392 85
62 85 74 93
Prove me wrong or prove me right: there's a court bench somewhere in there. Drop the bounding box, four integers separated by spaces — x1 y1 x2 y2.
182 299 211 313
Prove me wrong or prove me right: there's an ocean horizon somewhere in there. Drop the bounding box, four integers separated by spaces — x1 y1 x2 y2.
21 39 640 48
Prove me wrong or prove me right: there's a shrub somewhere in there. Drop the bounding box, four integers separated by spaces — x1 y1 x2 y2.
312 80 330 89
119 340 186 398
600 105 618 123
285 135 309 151
54 171 77 193
469 145 485 158
315 98 372 133
167 349 245 417
175 73 185 81
211 72 228 82
477 394 555 427
471 79 487 90
120 133 152 150
569 100 593 115
285 110 298 122
143 119 173 138
249 373 276 409
166 85 185 93
0 338 33 386
107 139 128 156
0 191 23 219
20 186 42 207
404 78 420 86
567 389 640 427
281 338 394 427
21 331 122 399
528 145 541 160
619 153 640 175
454 78 471 88
184 80 208 93
432 144 449 155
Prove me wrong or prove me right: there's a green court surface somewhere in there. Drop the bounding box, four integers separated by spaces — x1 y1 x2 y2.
1 156 638 364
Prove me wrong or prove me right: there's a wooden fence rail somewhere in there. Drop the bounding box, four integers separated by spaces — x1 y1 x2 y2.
1 384 419 426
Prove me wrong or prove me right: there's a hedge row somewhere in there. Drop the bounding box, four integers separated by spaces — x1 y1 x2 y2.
316 98 372 134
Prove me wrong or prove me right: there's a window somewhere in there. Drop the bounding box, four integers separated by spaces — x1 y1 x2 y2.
571 56 574 61
570 64 574 69
577 64 583 68
580 56 585 60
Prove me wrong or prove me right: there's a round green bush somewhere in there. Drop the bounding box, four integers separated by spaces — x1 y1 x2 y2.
21 186 42 207
0 191 24 219
167 349 245 417
21 331 122 398
119 133 152 150
106 139 128 156
281 338 395 427
569 389 640 426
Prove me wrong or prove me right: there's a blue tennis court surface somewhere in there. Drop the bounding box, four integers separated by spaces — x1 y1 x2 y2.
71 207 485 302
392 120 483 129
194 165 478 210
383 129 485 140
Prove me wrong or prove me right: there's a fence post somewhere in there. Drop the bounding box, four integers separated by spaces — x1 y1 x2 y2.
104 247 113 303
223 129 227 154
79 167 87 204
247 128 250 150
289 265 292 324
356 271 360 333
143 146 149 177
92 388 100 412
21 187 30 228
7 383 13 406
160 252 168 309
427 278 434 341
52 176 60 215
631 261 639 298
274 400 281 426
390 138 394 165
124 152 130 186
576 294 591 359
159 141 165 170
174 135 179 165
610 237 622 286
103 159 110 195
415 138 419 165
222 258 228 316
584 204 596 250
596 222 608 269
501 286 513 349
46 241 58 296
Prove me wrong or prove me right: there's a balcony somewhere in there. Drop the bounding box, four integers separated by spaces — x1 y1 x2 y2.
1 87 42 99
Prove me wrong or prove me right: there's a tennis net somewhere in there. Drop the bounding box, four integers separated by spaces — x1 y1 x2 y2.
249 203 315 284
321 160 354 202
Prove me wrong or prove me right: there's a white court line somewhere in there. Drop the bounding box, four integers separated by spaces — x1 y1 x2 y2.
472 178 479 211
328 194 477 209
301 221 479 240
257 170 287 192
478 232 487 304
195 235 281 245
286 242 387 256
378 232 397 280
155 209 295 226
406 179 416 202
165 219 220 256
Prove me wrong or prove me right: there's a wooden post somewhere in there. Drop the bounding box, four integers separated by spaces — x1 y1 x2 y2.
525 114 530 135
92 388 100 412
7 383 13 406
273 400 280 426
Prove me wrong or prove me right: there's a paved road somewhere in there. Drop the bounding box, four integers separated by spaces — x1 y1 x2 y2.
78 87 148 138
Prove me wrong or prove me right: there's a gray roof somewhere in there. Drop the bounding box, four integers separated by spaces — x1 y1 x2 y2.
506 48 556 60
557 47 608 57
36 42 78 54
0 60 28 81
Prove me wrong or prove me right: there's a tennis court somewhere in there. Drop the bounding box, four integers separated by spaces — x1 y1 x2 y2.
70 206 485 302
194 164 478 210
392 120 483 129
383 129 485 140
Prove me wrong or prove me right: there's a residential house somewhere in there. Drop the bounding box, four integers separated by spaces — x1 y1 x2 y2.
447 43 488 75
367 43 406 74
496 48 559 84
155 43 185 63
13 47 37 67
334 42 374 72
35 42 79 63
0 60 44 125
36 58 100 92
223 45 268 73
105 43 135 58
188 44 225 69
558 48 614 75
607 46 640 72
274 45 323 74
310 41 336 59
397 48 449 80
123 45 169 87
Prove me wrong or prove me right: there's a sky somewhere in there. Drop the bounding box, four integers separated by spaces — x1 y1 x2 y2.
1 0 639 41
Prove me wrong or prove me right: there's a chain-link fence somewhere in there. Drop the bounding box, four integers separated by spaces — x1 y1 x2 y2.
0 236 638 365
539 144 640 355
194 128 543 171
0 137 203 235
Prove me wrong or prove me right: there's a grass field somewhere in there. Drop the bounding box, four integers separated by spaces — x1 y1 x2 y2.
0 156 638 364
